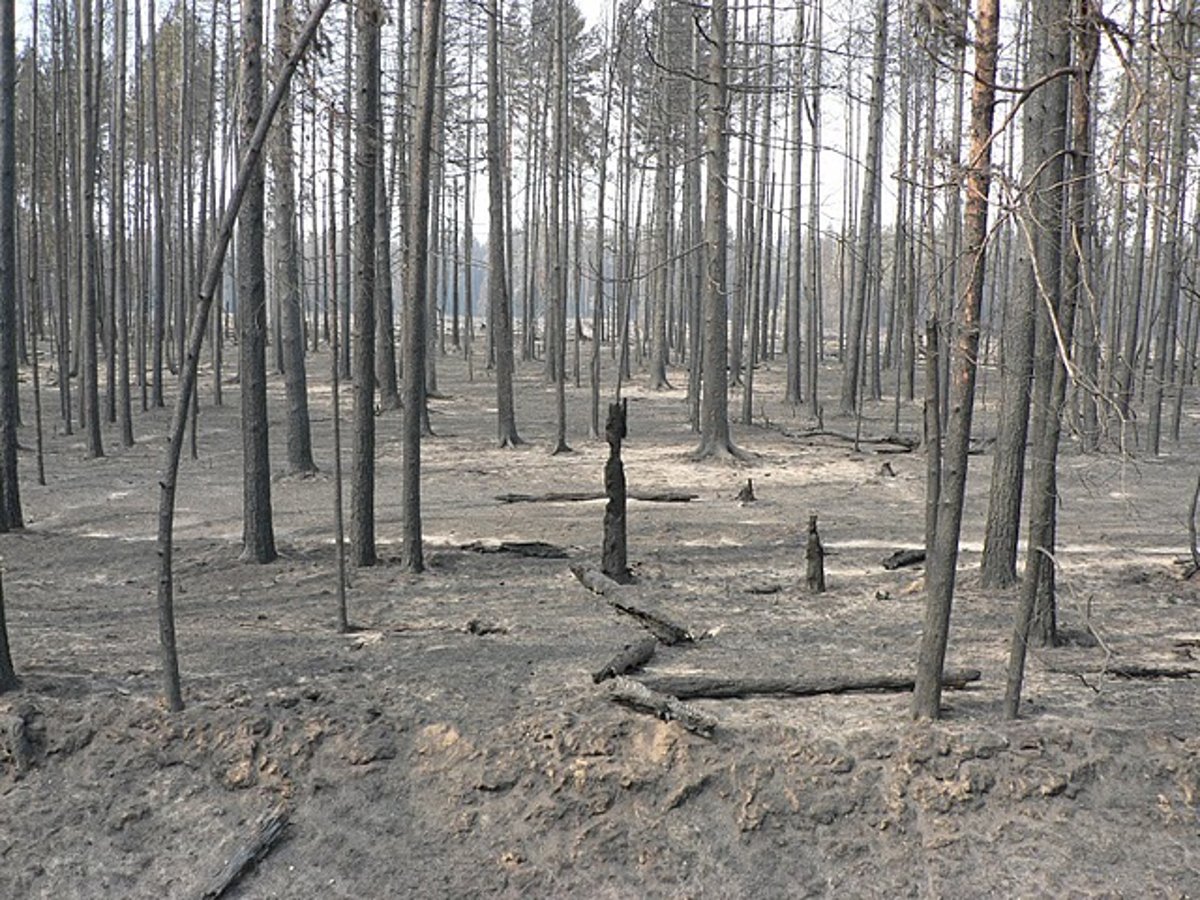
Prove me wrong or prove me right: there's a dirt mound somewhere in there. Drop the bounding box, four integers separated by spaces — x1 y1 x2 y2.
4 683 1198 897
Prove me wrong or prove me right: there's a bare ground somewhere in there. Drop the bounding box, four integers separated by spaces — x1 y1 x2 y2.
1 352 1198 898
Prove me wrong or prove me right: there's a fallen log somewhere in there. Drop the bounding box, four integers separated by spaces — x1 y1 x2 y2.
882 548 926 570
199 805 290 900
607 676 717 737
571 565 621 596
593 638 658 684
496 490 698 504
570 566 695 645
783 428 919 452
638 668 981 700
609 601 693 645
1046 661 1200 679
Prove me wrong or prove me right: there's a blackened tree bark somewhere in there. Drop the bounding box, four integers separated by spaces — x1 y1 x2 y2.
980 0 1070 588
0 568 14 691
0 0 20 530
113 0 134 448
924 318 941 556
351 0 380 567
271 0 317 475
375 154 399 410
1005 0 1100 717
400 0 442 572
27 0 47 484
238 0 277 563
913 0 1000 720
602 401 630 583
1015 0 1073 647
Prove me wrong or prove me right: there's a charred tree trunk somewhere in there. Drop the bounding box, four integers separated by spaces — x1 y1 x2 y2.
602 400 630 584
350 0 380 567
271 0 316 475
489 0 520 447
913 0 1000 720
154 0 336 710
805 514 826 593
693 0 740 460
401 0 443 572
237 0 276 563
0 0 20 528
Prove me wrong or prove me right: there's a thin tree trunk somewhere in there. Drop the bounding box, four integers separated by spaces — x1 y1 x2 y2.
589 19 615 440
329 113 349 632
1146 1 1194 456
549 0 570 453
785 6 804 407
489 0 520 447
1116 0 1155 422
1005 0 1098 715
400 0 442 571
840 0 887 415
693 0 739 461
148 0 166 407
806 0 824 416
351 0 380 568
27 0 47 484
913 0 999 720
980 0 1069 588
77 0 103 458
155 0 335 711
0 0 21 529
271 0 317 474
237 0 276 564
113 0 134 447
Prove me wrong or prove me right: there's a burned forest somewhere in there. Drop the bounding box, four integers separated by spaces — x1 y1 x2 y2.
1 0 1199 895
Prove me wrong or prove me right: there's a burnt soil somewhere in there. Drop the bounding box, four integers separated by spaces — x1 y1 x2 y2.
1 354 1198 898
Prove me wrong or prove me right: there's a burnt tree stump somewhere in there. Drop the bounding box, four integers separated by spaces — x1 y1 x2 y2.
603 401 631 583
805 514 826 593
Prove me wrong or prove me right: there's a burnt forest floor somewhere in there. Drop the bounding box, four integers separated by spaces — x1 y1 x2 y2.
1 348 1199 898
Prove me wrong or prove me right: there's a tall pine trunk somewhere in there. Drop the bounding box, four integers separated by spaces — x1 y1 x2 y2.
401 0 443 571
0 0 21 530
271 0 317 475
238 0 276 563
1006 0 1099 715
839 0 887 414
489 0 520 447
78 0 103 457
693 0 739 460
351 0 380 567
